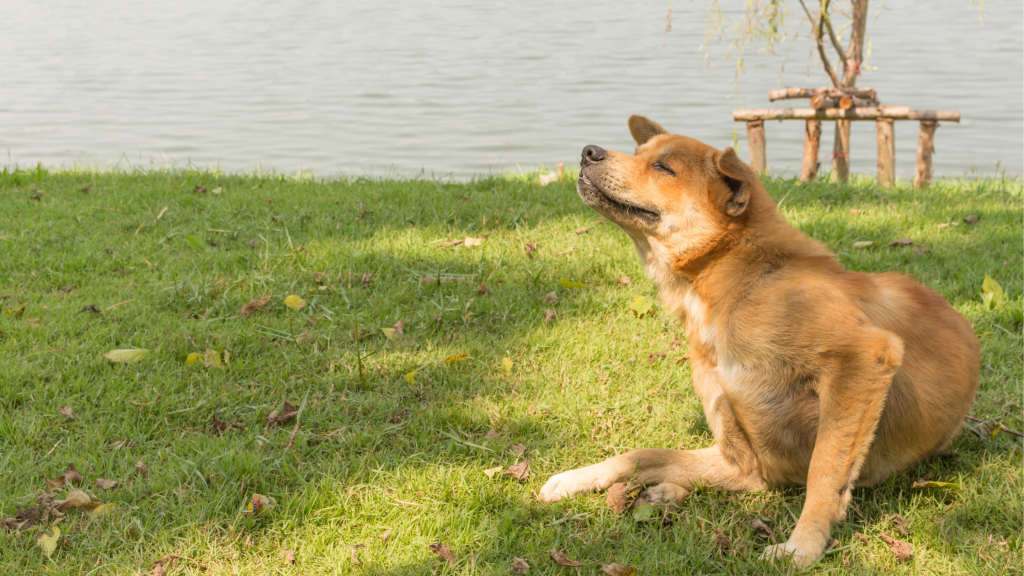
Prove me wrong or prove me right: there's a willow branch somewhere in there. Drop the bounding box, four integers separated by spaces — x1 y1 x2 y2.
797 0 840 87
819 1 850 68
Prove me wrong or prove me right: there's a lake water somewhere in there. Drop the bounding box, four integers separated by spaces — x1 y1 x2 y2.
2 0 1021 180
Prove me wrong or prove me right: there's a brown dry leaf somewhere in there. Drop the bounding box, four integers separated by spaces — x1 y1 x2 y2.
512 556 531 574
879 532 913 561
849 208 862 215
195 185 207 193
541 292 558 305
484 429 499 439
963 214 980 225
267 401 298 426
211 414 243 433
390 409 409 424
76 304 101 315
713 529 731 555
503 460 531 481
1 517 18 531
544 309 556 323
55 489 91 512
549 549 586 567
25 317 42 328
240 295 272 317
46 477 66 492
606 483 630 514
16 505 41 529
361 272 374 287
393 320 404 336
888 238 913 247
59 284 74 294
668 339 684 350
525 242 539 259
854 532 870 545
107 439 135 450
65 463 83 484
476 283 489 296
429 542 457 565
646 352 666 366
135 461 150 478
601 563 638 576
379 530 392 542
576 227 590 235
283 549 296 565
351 544 365 565
59 406 75 420
509 443 526 456
915 246 933 255
750 518 777 544
95 478 119 490
674 355 690 364
887 513 910 536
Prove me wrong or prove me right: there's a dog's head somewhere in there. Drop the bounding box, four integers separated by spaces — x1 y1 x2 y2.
576 115 764 274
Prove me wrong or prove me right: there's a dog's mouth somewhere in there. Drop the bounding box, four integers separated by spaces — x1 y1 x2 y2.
577 173 660 223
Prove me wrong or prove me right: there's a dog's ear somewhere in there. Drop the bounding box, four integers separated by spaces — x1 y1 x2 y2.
628 115 668 146
714 147 753 217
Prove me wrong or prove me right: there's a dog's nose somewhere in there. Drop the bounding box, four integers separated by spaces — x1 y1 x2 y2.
581 145 607 167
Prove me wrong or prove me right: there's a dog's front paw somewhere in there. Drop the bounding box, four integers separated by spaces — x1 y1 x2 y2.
759 541 821 569
538 469 599 503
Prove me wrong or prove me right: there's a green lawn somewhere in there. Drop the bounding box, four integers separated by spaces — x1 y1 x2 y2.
1 166 1021 575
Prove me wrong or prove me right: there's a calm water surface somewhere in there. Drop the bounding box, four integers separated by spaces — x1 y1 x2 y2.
2 1 1021 179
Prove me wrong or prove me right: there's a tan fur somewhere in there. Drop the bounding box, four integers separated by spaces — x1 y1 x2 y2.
539 116 980 567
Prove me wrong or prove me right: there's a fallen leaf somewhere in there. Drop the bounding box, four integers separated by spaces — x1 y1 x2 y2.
445 354 468 366
576 227 590 235
500 357 514 373
76 304 101 315
713 529 731 555
64 462 83 484
981 274 1004 310
55 490 91 512
244 493 277 516
59 284 74 294
549 549 586 567
103 349 150 363
88 503 119 518
194 185 207 193
646 352 666 366
465 236 484 247
512 557 531 574
854 532 870 545
674 355 690 364
284 294 306 311
58 406 74 420
351 544 364 565
25 317 42 328
911 479 960 490
483 466 504 478
185 352 203 365
392 320 404 336
283 550 296 565
16 505 41 528
36 525 60 558
5 305 25 317
379 530 392 542
240 295 272 317
750 518 777 544
618 276 632 284
509 444 526 456
45 477 66 492
631 502 654 521
544 309 556 323
504 460 531 481
476 283 488 295
525 242 539 259
429 542 457 565
559 278 586 289
135 461 150 477
267 401 298 426
204 348 223 368
936 222 959 228
915 246 933 255
107 439 135 450
484 429 500 439
437 239 464 248
542 292 558 304
1 517 18 531
888 238 913 247
390 409 408 423
211 414 243 433
212 187 223 194
887 513 910 536
848 209 862 215
853 241 875 249
382 327 398 340
629 296 653 317
405 371 416 384
879 532 913 561
963 214 980 225
601 562 638 576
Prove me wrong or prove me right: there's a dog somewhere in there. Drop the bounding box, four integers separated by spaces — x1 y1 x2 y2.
538 115 980 567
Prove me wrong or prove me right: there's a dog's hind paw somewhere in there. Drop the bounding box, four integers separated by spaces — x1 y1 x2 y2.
640 483 690 508
538 469 602 503
760 541 821 569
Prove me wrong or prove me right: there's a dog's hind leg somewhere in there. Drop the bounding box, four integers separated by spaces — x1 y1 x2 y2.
538 445 766 503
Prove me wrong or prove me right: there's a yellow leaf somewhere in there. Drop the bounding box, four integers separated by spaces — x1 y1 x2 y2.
284 294 306 311
445 354 467 366
853 241 875 249
483 466 504 478
405 371 416 384
912 479 960 490
382 327 398 340
103 349 150 363
185 352 203 364
981 274 1004 310
36 525 60 558
629 295 654 317
222 349 230 365
88 503 120 518
204 348 222 368
5 305 25 316
559 278 587 289
464 236 484 247
501 357 514 373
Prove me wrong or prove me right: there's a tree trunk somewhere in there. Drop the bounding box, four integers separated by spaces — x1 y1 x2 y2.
832 120 851 183
746 120 766 173
914 120 938 188
876 118 895 187
801 120 821 182
832 0 868 183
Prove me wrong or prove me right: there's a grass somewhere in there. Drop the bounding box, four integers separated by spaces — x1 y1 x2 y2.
0 165 1021 575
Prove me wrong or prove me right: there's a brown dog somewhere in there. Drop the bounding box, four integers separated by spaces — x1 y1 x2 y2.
538 116 980 567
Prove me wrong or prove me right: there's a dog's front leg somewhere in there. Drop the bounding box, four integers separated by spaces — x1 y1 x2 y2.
538 445 764 503
763 330 903 568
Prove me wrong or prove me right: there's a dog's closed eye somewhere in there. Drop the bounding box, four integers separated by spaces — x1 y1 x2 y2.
653 162 676 176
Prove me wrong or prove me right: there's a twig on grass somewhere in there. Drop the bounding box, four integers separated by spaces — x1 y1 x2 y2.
966 415 1023 438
